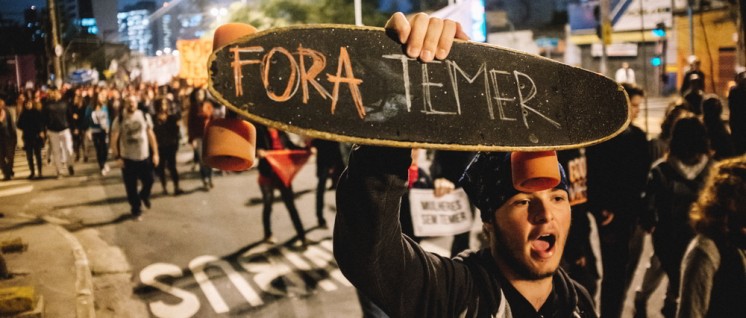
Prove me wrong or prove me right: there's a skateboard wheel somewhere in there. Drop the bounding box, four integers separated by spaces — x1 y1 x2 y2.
213 23 258 51
510 151 561 193
203 118 256 171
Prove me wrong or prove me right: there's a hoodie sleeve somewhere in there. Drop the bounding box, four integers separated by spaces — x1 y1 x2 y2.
334 145 475 317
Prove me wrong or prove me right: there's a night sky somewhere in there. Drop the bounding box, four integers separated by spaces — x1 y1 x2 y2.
0 0 166 22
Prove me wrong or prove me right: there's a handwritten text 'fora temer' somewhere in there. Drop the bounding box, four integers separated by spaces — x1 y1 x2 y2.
229 45 560 129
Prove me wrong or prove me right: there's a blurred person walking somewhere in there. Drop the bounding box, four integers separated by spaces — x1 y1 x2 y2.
87 92 110 175
701 95 735 160
71 93 89 162
110 95 159 220
311 139 344 228
0 99 17 180
16 98 44 179
677 156 746 318
644 116 713 318
42 87 75 177
586 83 651 318
153 97 183 195
728 71 746 155
188 96 215 190
255 123 308 248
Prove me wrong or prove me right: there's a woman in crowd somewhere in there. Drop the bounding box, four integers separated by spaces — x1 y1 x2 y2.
677 156 746 318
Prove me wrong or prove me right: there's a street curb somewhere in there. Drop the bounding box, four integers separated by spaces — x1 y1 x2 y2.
52 226 96 318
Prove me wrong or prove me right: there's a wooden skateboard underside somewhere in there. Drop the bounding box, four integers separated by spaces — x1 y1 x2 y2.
208 24 630 151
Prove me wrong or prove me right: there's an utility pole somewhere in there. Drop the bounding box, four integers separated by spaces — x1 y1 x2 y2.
738 0 746 68
599 0 611 76
48 0 63 85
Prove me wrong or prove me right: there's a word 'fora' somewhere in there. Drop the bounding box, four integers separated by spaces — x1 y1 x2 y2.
229 45 560 128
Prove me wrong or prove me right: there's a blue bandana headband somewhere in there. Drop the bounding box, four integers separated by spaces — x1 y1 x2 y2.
459 152 570 222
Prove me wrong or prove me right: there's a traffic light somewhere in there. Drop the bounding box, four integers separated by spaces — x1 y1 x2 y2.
651 56 663 66
652 22 666 37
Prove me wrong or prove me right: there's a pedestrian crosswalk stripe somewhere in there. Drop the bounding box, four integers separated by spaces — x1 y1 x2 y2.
0 185 33 198
0 180 30 188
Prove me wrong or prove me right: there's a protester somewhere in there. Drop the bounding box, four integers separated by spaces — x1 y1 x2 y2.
632 102 692 318
42 87 75 178
0 99 17 181
110 94 159 220
649 100 689 161
558 148 602 312
701 95 735 160
87 91 110 175
330 12 596 317
680 56 705 96
429 150 478 257
254 123 308 248
677 156 746 318
615 62 636 85
16 98 44 179
728 71 746 155
311 139 344 228
644 116 713 318
187 93 213 190
153 97 183 195
71 93 89 162
586 83 651 318
682 72 705 115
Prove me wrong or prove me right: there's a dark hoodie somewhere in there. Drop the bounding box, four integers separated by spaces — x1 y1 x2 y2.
334 146 597 318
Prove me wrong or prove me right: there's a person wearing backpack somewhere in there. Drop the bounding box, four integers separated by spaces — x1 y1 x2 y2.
643 116 713 318
110 94 159 220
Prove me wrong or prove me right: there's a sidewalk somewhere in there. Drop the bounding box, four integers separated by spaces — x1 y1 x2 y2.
0 148 95 318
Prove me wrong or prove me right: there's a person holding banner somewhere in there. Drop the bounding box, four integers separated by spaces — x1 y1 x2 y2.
429 150 477 257
330 12 597 317
255 123 309 248
209 12 595 316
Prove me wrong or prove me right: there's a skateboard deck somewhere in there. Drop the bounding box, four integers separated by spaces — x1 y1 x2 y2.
208 25 629 151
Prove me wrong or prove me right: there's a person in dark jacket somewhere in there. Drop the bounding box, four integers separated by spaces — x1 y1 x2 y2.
71 92 90 162
586 83 651 318
429 150 477 257
0 99 17 180
153 97 183 195
678 156 746 318
728 71 746 156
644 116 713 318
16 98 45 179
701 95 735 160
311 139 344 228
333 13 596 317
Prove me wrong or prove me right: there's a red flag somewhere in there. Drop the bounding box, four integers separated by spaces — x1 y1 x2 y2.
263 149 312 187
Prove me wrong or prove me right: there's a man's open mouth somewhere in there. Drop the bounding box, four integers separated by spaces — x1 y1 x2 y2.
530 234 556 258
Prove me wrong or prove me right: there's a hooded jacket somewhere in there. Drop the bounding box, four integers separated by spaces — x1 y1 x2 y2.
334 146 596 318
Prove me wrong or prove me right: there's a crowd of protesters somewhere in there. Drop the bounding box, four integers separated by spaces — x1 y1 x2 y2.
0 18 744 316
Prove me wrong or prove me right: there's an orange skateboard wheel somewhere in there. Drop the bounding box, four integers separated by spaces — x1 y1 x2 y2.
511 151 561 192
213 23 258 50
203 118 257 171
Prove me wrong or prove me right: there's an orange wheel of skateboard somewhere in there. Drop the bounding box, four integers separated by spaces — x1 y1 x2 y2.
203 118 257 171
510 151 561 192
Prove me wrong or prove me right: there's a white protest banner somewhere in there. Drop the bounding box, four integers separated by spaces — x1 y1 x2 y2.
409 188 473 237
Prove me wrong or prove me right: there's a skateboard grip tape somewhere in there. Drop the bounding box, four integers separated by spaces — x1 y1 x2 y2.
510 151 561 192
203 118 256 171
